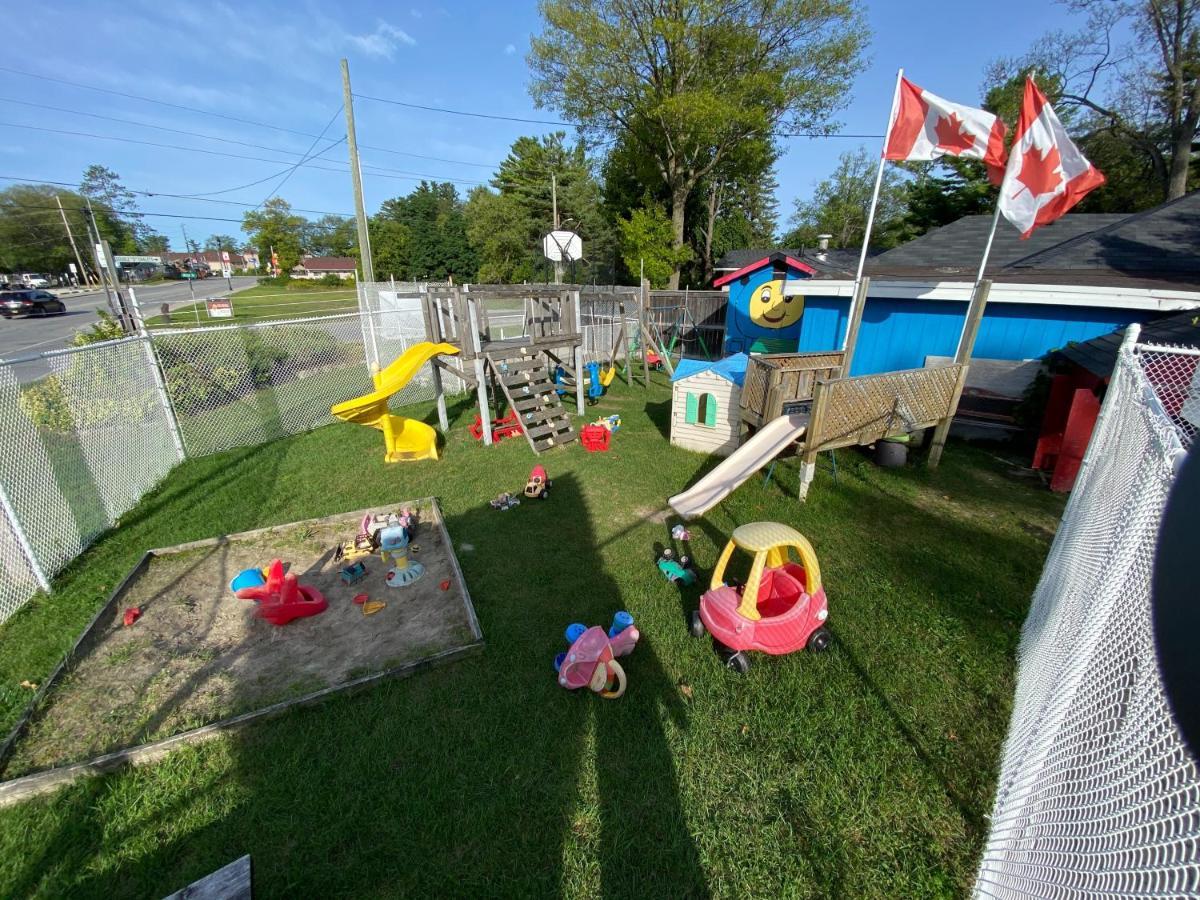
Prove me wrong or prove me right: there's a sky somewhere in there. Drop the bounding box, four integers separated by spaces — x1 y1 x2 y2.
0 0 1094 250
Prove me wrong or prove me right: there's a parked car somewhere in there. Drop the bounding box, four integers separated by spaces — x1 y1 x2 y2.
20 274 50 288
0 290 66 318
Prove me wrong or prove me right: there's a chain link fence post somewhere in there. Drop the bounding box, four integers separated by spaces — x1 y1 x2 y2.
129 287 186 461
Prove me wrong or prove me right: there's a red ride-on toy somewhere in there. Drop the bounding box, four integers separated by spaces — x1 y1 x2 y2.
690 522 830 673
523 464 552 499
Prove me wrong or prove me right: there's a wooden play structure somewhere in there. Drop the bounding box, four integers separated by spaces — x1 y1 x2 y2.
740 351 847 428
421 285 585 454
731 276 988 500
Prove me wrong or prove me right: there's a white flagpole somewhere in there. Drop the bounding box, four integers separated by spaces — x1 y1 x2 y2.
843 67 904 351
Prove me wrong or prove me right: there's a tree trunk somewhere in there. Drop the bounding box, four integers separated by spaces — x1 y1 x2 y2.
668 183 689 290
702 182 720 287
1167 127 1193 199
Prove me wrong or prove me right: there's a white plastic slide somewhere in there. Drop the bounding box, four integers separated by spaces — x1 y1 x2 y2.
668 414 809 519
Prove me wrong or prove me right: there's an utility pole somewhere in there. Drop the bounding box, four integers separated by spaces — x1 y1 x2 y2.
341 58 375 284
551 172 562 285
83 200 122 323
55 195 89 287
83 197 134 331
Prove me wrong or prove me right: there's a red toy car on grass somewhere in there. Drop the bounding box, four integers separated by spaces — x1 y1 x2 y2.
690 522 830 672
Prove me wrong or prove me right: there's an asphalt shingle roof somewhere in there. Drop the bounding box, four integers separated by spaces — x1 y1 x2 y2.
1057 310 1200 378
1005 191 1200 282
867 214 1128 276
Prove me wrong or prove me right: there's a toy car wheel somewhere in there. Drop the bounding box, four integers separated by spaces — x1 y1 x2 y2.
807 626 832 652
727 651 751 674
689 610 705 638
539 490 549 500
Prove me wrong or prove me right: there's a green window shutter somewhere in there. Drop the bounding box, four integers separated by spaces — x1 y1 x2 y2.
685 392 698 424
704 394 717 427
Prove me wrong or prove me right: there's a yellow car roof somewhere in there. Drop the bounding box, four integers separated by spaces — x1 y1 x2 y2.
730 521 809 553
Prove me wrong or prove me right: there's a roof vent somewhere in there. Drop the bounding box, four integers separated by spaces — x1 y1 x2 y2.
816 234 832 260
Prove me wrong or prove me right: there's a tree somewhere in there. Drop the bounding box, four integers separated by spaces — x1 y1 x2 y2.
79 165 147 253
203 234 240 252
530 0 868 287
617 203 693 288
0 184 97 276
690 140 780 285
372 182 476 281
781 147 910 251
991 0 1199 201
241 198 306 275
466 132 617 283
302 215 357 256
141 234 170 254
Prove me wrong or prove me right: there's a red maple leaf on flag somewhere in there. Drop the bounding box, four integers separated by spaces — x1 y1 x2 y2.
934 113 975 154
1014 143 1063 198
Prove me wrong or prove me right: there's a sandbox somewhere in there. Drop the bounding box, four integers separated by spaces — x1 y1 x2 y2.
0 498 481 804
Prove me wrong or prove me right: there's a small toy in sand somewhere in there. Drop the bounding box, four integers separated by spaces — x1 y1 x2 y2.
123 607 142 627
235 559 328 626
362 599 387 616
490 492 521 511
381 523 425 587
340 561 368 585
554 612 640 699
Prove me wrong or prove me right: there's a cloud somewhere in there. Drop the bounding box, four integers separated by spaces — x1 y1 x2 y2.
410 8 422 18
504 43 517 55
345 22 417 58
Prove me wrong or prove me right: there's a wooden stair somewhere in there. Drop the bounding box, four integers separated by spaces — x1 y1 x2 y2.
487 354 575 454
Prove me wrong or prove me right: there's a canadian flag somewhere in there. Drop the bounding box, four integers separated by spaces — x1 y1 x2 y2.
884 77 1007 181
997 78 1105 238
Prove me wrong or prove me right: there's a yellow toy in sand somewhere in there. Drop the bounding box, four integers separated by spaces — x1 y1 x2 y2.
331 342 459 462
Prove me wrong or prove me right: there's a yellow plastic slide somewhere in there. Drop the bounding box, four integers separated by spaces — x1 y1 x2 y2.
331 342 459 462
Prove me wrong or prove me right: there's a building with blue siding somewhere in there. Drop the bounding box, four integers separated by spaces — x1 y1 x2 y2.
715 194 1200 377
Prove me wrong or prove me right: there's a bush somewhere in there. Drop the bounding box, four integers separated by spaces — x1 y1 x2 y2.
19 376 73 432
257 275 293 288
320 273 344 287
71 310 126 347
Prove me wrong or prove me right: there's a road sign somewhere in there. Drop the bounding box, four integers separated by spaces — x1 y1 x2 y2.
221 263 233 279
68 262 77 274
543 230 582 262
180 271 198 280
114 255 163 265
205 297 234 319
221 250 231 263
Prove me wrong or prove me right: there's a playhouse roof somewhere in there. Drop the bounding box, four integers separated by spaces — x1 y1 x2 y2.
712 251 817 288
671 353 750 387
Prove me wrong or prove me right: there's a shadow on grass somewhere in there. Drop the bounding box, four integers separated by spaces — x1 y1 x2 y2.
12 473 710 898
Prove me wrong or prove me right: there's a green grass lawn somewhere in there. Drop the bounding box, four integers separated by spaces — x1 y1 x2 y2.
0 378 1063 898
151 280 358 326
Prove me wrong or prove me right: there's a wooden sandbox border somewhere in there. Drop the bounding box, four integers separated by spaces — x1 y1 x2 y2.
0 497 483 808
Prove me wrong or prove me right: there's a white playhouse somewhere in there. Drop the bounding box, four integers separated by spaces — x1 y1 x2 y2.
669 353 749 456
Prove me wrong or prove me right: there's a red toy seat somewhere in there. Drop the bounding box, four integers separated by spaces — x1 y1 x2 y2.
755 564 809 619
580 424 611 452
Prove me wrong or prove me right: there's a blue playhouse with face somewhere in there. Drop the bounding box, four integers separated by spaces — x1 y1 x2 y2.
714 252 816 355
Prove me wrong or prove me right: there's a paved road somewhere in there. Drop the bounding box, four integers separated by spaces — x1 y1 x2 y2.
0 277 258 363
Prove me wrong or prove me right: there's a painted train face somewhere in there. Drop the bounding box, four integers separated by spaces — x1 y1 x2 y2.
749 278 804 330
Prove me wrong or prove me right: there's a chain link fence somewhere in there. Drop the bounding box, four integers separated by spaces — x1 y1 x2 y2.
976 332 1199 896
1137 343 1198 449
0 304 457 623
0 338 181 622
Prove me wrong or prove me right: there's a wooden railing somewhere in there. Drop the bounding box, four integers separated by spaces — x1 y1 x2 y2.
740 351 847 427
806 364 966 451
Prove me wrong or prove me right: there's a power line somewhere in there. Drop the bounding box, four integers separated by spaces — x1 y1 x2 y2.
0 96 345 159
0 65 327 141
354 91 574 126
0 175 355 217
7 202 257 224
0 122 486 185
0 66 502 168
257 106 343 210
